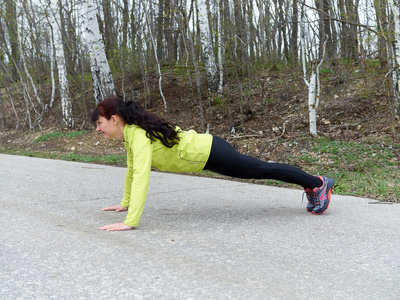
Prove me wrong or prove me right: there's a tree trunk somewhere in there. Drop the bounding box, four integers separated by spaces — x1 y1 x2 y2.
179 8 205 131
346 0 360 63
50 0 74 127
164 0 177 64
301 8 326 136
0 88 4 128
157 0 164 62
102 0 115 60
83 0 116 104
146 10 167 114
277 0 289 62
16 2 42 128
389 0 400 114
57 0 73 75
197 0 219 91
256 0 266 62
290 0 298 64
328 2 339 69
375 0 388 69
308 68 318 136
338 0 349 59
217 0 224 93
6 0 19 81
121 0 129 50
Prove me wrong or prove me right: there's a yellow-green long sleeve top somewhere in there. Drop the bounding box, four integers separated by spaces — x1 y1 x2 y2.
121 124 213 227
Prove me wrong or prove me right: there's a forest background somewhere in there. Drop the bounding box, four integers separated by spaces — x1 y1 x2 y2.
0 0 399 201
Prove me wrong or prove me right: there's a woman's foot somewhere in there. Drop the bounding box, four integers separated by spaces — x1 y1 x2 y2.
304 176 334 215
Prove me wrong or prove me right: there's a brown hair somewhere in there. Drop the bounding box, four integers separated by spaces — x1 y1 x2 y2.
91 98 180 148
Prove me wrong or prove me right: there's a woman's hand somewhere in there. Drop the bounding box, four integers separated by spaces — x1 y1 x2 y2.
101 204 128 212
99 223 132 231
100 205 131 230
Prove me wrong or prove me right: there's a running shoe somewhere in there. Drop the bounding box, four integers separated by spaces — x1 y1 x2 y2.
304 176 334 215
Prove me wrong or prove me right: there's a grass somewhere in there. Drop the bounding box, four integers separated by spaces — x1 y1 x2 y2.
34 131 88 143
284 137 400 201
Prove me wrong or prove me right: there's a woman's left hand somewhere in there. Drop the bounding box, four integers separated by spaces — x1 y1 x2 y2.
99 223 132 231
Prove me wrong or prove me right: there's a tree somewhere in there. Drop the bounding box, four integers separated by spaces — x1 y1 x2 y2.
197 0 219 91
16 1 43 128
389 0 400 114
316 0 337 67
101 0 116 60
0 88 4 128
290 0 299 64
83 0 116 104
301 6 326 136
5 0 19 81
375 0 389 69
49 0 74 127
146 8 167 114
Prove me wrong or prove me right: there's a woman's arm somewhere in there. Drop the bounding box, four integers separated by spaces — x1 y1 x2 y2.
120 141 134 207
100 126 153 231
122 130 153 227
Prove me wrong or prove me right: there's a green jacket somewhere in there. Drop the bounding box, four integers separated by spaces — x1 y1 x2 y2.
121 124 213 227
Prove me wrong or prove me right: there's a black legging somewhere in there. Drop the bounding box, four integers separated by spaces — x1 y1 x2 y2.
204 136 322 189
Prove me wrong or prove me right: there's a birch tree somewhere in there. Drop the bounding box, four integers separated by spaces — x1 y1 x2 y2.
389 0 400 114
217 1 224 93
301 9 326 136
83 0 116 104
197 0 219 92
49 0 74 127
0 89 4 128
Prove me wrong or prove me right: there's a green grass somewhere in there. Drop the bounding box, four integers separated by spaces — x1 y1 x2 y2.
285 137 400 200
34 131 88 143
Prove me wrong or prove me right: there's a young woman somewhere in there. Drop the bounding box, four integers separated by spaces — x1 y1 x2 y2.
91 98 334 231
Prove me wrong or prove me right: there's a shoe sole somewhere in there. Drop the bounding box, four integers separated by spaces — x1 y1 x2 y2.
312 178 334 215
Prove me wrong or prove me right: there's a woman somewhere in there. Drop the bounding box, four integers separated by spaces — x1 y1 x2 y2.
91 98 334 231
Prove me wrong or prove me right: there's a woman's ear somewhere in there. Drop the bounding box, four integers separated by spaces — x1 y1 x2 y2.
110 114 119 124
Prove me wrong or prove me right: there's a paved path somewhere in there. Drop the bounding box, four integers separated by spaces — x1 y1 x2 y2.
1 154 399 299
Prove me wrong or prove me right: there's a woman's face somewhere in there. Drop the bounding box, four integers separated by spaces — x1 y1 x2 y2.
95 116 118 139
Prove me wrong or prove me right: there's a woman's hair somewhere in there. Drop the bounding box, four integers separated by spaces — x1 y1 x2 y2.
91 98 180 148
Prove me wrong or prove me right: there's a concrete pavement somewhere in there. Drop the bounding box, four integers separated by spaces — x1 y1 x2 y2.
1 153 399 299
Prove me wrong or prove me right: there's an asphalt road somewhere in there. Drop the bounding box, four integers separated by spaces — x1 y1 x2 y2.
1 153 399 299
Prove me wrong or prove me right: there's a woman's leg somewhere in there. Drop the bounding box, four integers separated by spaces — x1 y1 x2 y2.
204 136 322 189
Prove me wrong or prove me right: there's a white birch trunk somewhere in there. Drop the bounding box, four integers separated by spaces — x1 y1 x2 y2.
301 11 326 136
83 0 116 104
49 20 56 109
308 68 318 136
217 2 224 93
50 0 74 127
0 89 4 128
389 0 400 114
197 0 219 92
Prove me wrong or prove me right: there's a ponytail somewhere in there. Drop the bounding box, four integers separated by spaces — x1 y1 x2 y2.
91 98 180 148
